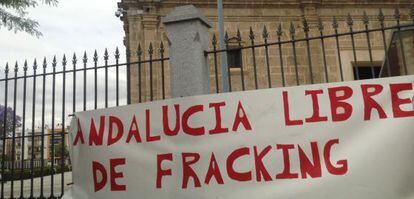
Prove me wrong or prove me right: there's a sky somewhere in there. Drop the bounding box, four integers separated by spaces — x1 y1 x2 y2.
0 0 127 129
0 0 125 66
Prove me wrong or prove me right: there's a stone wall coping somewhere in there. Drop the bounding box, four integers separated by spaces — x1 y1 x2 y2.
162 5 212 28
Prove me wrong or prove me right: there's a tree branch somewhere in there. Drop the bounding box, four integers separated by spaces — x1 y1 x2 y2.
0 0 58 36
0 7 41 37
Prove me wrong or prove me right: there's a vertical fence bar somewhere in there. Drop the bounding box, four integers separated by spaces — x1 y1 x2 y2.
39 58 47 198
318 18 329 82
212 35 220 93
10 62 19 198
1 63 9 199
126 49 131 105
104 49 109 108
276 24 286 87
137 45 142 103
290 22 300 85
70 53 77 195
94 51 98 109
19 61 28 198
302 18 314 84
332 17 344 81
72 54 77 114
115 47 120 106
126 49 131 104
50 56 57 197
83 53 87 111
394 8 408 75
347 14 360 80
378 9 392 76
236 29 245 91
149 43 154 101
60 55 67 197
262 26 272 88
29 60 37 198
224 32 232 92
249 27 259 89
363 12 376 78
160 42 166 99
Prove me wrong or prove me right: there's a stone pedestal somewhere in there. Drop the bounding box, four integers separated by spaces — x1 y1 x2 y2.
162 5 212 98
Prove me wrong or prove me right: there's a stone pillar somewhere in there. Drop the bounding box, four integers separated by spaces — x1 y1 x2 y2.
162 5 212 98
126 11 144 104
142 14 160 101
300 0 326 83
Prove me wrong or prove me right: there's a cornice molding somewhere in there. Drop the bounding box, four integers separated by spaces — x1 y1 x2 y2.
120 0 413 9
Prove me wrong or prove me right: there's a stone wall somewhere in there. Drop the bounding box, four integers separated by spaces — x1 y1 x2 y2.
118 0 414 103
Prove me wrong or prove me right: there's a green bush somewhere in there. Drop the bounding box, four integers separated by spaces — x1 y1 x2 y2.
2 166 72 181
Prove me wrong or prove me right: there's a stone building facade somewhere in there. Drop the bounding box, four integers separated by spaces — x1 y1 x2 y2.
4 128 69 160
118 0 414 103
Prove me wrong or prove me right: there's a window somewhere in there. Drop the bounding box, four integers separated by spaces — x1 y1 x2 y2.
227 45 243 69
385 40 401 76
352 61 382 80
380 29 414 77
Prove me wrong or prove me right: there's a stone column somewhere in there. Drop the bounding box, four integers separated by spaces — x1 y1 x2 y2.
301 0 325 83
142 14 160 101
162 5 212 98
126 11 144 104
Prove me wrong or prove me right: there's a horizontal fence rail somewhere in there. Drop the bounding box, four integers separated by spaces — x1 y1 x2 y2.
0 7 413 199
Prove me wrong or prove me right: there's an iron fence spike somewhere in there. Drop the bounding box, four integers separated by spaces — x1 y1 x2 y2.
347 13 353 26
160 41 165 53
378 9 385 22
224 31 229 44
72 53 77 65
363 11 369 25
104 48 109 60
318 17 324 32
262 25 269 39
394 8 401 20
62 54 67 66
5 63 9 73
249 26 255 40
93 50 98 62
14 61 18 72
83 51 87 63
332 16 338 29
52 56 57 68
137 44 142 56
33 59 37 70
115 47 120 59
43 57 47 68
302 17 309 32
289 22 295 35
212 34 217 46
23 60 28 71
237 29 242 41
160 41 164 49
277 23 283 37
149 43 154 54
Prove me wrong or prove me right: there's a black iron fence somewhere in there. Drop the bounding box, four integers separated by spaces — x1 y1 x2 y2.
0 8 413 199
206 9 414 92
0 46 168 198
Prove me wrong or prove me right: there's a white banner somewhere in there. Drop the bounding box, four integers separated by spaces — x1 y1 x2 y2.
65 76 414 199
